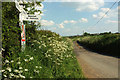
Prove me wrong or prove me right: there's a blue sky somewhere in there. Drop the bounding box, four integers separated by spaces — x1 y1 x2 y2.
40 1 118 36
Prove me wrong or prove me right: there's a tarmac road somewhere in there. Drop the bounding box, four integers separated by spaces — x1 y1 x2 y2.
73 41 119 78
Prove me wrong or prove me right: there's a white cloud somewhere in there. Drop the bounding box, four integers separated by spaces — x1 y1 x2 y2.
58 23 64 28
44 0 118 2
41 20 55 26
58 19 88 28
58 20 77 28
98 12 108 18
93 14 97 18
92 8 109 19
93 7 117 19
62 0 104 12
107 20 118 23
80 18 88 23
69 20 77 24
63 20 77 24
101 8 110 12
63 20 69 24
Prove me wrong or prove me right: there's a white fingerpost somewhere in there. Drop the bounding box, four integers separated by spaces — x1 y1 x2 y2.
15 0 42 51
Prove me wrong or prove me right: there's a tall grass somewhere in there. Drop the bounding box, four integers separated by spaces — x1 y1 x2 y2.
2 30 85 79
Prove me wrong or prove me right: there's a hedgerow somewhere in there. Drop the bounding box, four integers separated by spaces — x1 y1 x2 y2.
2 2 21 57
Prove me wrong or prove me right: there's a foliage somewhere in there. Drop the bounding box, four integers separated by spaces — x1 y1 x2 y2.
83 32 90 36
72 33 120 58
2 2 21 57
2 30 85 79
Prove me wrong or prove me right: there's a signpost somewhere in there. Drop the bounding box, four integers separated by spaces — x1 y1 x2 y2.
23 14 41 21
15 0 42 51
15 1 27 15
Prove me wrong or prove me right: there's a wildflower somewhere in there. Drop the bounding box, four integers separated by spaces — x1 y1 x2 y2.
39 46 41 48
39 66 42 68
29 57 33 60
19 70 23 73
17 62 21 64
3 74 7 77
35 66 38 68
24 59 28 62
2 48 5 51
48 55 51 57
19 74 25 78
34 69 39 73
15 75 19 78
9 76 12 78
57 63 60 65
19 67 23 70
11 60 14 63
6 67 11 72
0 70 5 72
30 77 33 78
5 60 9 63
24 69 28 71
10 73 14 77
37 41 40 44
14 69 19 73
25 55 30 57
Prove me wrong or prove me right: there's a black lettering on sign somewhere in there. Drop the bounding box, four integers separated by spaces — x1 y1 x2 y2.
30 18 38 19
28 15 36 17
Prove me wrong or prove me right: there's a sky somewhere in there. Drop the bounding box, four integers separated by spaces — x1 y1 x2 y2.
39 0 119 36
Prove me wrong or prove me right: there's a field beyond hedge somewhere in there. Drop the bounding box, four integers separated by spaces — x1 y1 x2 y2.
70 33 120 58
2 30 85 79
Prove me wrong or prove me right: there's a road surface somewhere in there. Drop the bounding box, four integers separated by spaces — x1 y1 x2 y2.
73 41 119 78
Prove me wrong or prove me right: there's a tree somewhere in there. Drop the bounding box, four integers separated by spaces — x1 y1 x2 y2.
83 32 90 36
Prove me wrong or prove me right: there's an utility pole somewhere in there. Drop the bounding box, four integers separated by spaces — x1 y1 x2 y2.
83 30 85 35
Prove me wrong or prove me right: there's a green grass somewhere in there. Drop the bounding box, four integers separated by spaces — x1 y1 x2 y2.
70 33 120 58
2 30 85 79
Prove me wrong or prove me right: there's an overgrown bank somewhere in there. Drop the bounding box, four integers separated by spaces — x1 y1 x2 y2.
2 30 85 78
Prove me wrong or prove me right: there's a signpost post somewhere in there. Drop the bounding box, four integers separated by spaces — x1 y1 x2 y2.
15 0 41 51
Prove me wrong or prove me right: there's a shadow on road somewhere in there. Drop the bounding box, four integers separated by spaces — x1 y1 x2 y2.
76 41 119 58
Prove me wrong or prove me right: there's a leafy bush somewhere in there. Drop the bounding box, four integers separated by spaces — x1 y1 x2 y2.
2 2 21 57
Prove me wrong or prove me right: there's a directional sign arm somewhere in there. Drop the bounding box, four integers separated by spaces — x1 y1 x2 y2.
15 1 27 15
